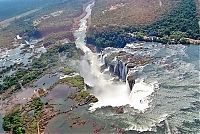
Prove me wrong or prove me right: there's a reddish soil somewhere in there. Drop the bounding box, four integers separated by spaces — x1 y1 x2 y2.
39 25 73 37
91 0 178 29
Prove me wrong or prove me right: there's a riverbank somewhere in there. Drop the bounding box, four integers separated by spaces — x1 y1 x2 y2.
0 0 91 50
133 34 200 45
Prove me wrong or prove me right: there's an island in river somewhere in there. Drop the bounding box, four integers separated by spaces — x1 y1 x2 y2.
0 0 200 134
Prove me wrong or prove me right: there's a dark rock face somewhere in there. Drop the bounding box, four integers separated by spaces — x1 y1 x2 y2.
115 106 124 114
109 64 114 74
100 47 152 91
107 59 127 81
127 74 135 91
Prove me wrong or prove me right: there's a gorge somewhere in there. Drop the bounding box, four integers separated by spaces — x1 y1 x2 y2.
75 2 156 113
73 2 200 133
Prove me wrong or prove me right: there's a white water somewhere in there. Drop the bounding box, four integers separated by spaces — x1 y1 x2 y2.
74 2 155 112
159 0 162 7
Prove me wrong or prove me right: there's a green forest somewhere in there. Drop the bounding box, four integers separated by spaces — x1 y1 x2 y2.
143 0 199 39
3 98 44 134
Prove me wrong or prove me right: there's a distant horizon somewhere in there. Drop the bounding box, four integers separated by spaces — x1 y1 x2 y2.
0 0 64 20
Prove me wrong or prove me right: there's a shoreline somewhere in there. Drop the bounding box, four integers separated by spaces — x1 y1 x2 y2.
137 35 200 45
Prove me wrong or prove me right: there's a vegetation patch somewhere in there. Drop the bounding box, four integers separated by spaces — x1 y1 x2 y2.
58 75 98 104
69 90 98 104
40 31 75 48
59 75 85 90
0 43 79 94
3 98 44 134
62 67 75 75
143 0 199 40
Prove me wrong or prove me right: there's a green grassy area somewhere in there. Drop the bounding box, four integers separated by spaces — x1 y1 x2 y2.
62 67 74 75
73 90 98 103
59 75 85 90
59 75 98 104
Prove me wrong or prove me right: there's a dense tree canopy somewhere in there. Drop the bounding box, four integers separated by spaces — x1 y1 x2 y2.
3 98 44 134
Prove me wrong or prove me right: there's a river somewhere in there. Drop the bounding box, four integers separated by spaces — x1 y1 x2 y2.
73 2 200 133
1 1 199 133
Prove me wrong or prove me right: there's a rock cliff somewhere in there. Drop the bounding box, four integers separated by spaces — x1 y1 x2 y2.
99 44 152 91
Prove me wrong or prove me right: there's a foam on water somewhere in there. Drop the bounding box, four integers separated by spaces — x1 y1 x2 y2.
129 80 155 111
89 78 155 112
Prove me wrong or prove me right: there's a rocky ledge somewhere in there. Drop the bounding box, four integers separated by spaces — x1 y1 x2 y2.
99 43 153 90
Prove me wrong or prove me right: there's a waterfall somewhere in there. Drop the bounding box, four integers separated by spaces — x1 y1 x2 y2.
74 2 156 112
121 62 126 81
126 75 131 91
100 53 107 65
118 60 123 79
113 60 120 77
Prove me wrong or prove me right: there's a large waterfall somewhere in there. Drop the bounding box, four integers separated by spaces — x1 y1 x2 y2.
74 2 155 112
